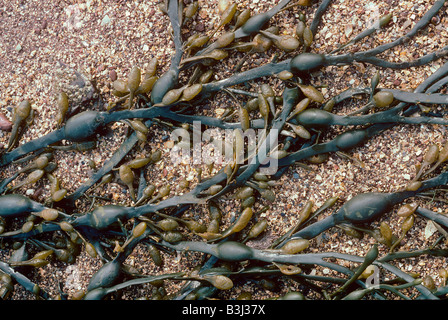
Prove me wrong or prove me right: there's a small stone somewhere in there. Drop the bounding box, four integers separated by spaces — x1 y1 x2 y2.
109 70 117 81
15 44 22 52
101 15 111 26
0 113 12 131
195 22 205 32
425 221 438 239
344 24 353 38
402 19 412 29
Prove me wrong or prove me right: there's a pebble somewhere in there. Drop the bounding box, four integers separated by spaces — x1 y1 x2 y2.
0 113 12 131
109 69 117 81
195 23 205 32
425 221 438 239
101 15 111 26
